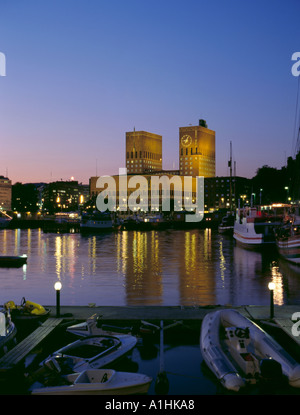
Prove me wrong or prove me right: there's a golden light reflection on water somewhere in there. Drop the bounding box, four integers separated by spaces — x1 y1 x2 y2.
270 261 284 306
14 229 20 255
2 229 7 254
122 231 163 305
204 228 212 260
179 229 216 305
55 236 62 280
219 240 226 287
0 228 299 306
27 229 31 256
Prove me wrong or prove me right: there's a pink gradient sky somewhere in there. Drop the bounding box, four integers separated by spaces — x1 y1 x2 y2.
0 0 299 185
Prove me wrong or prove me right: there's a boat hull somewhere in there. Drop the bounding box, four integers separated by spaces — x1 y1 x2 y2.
233 207 281 249
276 236 300 265
233 223 279 249
31 369 152 395
218 225 234 235
80 221 114 232
0 256 27 268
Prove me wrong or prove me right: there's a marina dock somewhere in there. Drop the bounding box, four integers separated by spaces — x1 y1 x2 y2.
33 304 300 345
43 303 300 320
0 318 63 372
0 304 299 375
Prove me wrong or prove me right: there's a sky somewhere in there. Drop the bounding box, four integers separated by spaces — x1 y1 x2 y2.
0 0 299 185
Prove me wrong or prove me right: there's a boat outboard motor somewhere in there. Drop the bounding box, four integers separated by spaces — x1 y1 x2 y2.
260 358 283 385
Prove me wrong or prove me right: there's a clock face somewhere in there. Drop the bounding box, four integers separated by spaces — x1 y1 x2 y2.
181 135 192 147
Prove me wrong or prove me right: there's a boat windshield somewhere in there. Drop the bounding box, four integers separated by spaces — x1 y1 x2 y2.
64 337 121 359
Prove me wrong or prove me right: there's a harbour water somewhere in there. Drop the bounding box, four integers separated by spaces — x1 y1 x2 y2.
1 227 300 396
0 227 300 308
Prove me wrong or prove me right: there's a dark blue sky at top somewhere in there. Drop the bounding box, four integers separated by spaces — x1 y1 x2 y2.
0 0 299 184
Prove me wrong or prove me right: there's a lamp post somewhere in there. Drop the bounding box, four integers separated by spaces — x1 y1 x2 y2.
284 187 289 203
54 281 62 317
268 282 275 318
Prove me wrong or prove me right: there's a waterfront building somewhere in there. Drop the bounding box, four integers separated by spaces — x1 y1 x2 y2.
0 175 12 211
89 173 199 214
126 130 162 174
179 120 215 177
11 183 40 213
204 176 251 212
90 173 251 214
42 180 88 213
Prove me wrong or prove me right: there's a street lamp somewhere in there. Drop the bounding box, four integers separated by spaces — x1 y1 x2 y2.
284 187 289 203
54 281 62 317
268 282 275 318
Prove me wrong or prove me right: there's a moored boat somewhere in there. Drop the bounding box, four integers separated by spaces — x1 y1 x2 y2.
66 315 158 338
200 308 300 392
30 368 152 395
4 298 50 322
41 334 137 374
0 255 27 267
80 212 120 233
233 206 281 248
138 214 170 231
122 215 143 231
218 213 235 235
275 220 300 265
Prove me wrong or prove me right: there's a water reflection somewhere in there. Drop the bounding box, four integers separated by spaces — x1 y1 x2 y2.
124 231 163 305
0 228 299 306
270 261 284 306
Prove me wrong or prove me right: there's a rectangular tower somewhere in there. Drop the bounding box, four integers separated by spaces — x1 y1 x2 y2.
179 120 215 177
0 176 12 211
126 130 162 174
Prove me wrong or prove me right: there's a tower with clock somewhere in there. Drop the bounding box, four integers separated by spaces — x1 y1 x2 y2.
179 120 215 178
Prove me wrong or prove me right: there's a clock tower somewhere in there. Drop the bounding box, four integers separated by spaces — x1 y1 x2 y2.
179 120 215 177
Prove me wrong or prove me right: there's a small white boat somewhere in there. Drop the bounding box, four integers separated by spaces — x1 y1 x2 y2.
66 315 158 338
30 368 152 395
42 334 137 374
200 308 300 392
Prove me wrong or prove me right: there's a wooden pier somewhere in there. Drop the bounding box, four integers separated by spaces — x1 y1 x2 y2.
0 318 63 372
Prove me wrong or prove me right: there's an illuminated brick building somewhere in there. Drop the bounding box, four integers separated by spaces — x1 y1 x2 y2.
0 176 12 211
179 120 215 177
126 130 162 174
